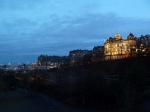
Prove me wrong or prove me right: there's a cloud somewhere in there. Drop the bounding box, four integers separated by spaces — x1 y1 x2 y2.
0 18 38 35
1 13 150 55
0 0 46 10
0 0 150 64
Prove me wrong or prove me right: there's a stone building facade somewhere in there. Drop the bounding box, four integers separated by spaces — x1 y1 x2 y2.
104 32 137 60
69 50 91 66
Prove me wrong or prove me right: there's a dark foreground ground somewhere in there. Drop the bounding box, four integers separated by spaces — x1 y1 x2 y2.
1 88 150 112
0 88 100 112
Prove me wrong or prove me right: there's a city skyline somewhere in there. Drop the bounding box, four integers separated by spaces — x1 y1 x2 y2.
0 0 150 64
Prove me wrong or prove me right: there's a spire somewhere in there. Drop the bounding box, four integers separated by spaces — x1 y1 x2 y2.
116 30 120 36
114 31 122 40
116 31 118 35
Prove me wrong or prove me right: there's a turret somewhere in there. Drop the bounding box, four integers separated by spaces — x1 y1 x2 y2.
114 32 122 40
127 32 134 40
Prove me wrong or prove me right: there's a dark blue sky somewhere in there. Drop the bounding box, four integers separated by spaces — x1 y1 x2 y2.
0 0 150 64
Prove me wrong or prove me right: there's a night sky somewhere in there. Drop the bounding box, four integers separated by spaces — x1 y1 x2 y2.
0 0 150 64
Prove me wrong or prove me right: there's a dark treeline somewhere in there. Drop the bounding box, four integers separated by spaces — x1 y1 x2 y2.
1 56 150 111
50 56 149 111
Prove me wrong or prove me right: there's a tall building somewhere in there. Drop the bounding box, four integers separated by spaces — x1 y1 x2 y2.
104 32 137 60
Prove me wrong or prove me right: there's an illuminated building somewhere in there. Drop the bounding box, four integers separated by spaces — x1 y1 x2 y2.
104 32 137 60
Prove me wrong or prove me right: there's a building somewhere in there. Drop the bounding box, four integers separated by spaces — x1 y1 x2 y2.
69 49 91 66
37 55 47 66
104 32 137 60
37 55 69 68
92 46 104 62
136 34 150 56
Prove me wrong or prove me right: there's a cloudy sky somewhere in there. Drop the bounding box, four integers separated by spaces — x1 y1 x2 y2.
0 0 150 64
